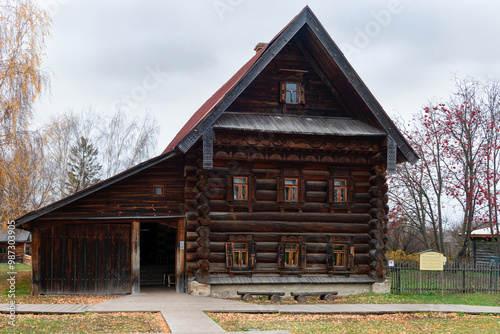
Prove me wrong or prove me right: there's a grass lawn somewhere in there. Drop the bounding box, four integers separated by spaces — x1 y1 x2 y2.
0 264 119 304
0 312 170 333
208 312 500 334
240 291 500 307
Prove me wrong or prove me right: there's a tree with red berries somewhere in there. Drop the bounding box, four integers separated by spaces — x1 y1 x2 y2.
390 78 500 259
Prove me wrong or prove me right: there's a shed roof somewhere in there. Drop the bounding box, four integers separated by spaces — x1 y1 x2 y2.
0 229 31 243
15 151 177 226
164 6 418 164
471 227 499 237
213 113 386 137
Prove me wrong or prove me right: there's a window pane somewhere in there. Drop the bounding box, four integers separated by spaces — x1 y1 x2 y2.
234 185 240 199
285 83 298 104
340 188 346 202
154 187 163 195
334 179 346 186
285 179 297 185
291 187 297 201
241 185 247 200
234 177 247 184
234 243 247 250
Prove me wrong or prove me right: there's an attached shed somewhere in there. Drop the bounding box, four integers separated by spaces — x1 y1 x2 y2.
471 227 499 263
16 7 417 296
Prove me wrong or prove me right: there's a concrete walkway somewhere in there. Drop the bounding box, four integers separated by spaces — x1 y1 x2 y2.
3 287 500 334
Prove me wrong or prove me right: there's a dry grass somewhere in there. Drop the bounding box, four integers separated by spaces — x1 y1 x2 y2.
0 312 170 333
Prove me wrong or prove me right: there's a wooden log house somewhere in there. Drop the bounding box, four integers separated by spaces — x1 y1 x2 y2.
16 7 418 296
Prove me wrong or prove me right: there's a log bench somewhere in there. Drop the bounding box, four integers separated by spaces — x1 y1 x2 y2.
236 291 285 303
291 291 338 302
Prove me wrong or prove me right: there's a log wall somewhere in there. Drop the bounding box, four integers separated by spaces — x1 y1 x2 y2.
184 146 381 279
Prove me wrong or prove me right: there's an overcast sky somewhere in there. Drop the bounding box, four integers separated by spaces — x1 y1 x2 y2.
35 0 500 153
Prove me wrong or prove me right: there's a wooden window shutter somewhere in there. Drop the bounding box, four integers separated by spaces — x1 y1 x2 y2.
298 82 305 104
277 176 284 202
327 179 332 204
299 178 306 203
347 244 355 270
225 242 233 269
326 243 334 269
249 175 256 202
280 81 286 103
300 244 307 268
348 177 355 204
249 242 257 268
277 242 285 269
226 175 234 201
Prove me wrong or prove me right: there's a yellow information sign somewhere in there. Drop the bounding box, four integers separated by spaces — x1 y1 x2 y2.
419 251 447 271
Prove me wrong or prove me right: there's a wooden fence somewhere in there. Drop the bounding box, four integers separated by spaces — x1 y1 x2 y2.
387 261 500 294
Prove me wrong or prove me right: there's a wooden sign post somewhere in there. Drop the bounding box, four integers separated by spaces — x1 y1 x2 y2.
419 251 447 297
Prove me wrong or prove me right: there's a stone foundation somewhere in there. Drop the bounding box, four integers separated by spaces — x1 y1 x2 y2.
187 280 210 296
210 282 390 299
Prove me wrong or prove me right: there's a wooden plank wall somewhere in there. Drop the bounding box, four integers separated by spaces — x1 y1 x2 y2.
184 153 373 278
41 155 185 220
38 223 132 295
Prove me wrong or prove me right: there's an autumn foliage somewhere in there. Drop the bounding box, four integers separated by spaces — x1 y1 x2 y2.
389 78 500 259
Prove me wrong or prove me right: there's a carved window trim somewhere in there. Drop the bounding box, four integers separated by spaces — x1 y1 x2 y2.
226 164 255 212
328 169 355 213
277 168 305 212
279 69 306 114
326 236 355 274
277 236 306 273
225 235 256 274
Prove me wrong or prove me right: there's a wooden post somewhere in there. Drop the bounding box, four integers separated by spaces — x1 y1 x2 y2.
176 218 186 293
31 223 40 296
419 270 421 296
441 271 444 297
131 221 140 294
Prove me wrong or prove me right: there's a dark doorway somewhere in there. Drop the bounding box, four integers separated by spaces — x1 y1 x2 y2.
140 222 176 286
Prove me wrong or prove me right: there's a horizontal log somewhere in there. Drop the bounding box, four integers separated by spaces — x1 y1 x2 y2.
200 232 372 243
206 212 371 223
191 221 370 234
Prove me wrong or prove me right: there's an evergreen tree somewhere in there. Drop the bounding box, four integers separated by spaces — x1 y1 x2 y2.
65 136 101 194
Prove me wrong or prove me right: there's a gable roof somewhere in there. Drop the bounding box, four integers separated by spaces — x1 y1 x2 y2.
164 6 418 164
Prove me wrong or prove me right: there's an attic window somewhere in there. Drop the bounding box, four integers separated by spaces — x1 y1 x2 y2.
154 186 164 196
280 81 305 105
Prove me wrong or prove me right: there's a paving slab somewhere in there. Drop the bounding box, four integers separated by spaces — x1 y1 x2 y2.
2 287 500 334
